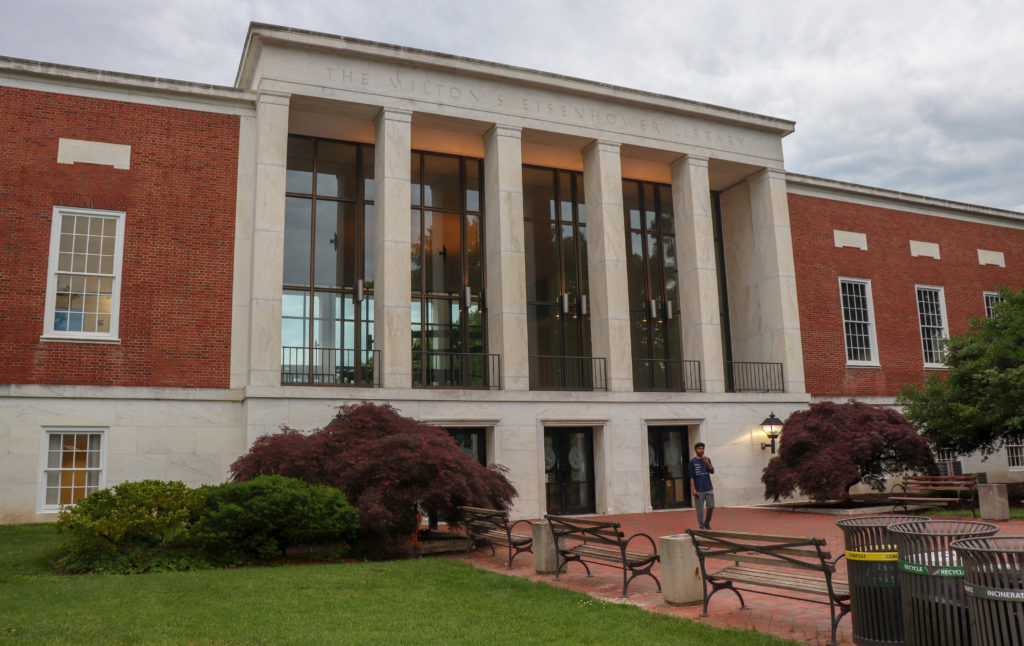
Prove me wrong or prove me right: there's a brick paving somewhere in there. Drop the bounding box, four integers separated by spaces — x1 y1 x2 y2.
443 507 1024 645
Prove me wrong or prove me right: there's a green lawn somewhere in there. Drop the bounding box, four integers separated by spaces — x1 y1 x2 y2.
924 505 1024 519
0 524 798 646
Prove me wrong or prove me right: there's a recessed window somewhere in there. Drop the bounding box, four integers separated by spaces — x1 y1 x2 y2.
983 291 1003 319
915 285 948 367
1007 443 1024 470
43 207 125 342
839 278 879 365
38 429 105 512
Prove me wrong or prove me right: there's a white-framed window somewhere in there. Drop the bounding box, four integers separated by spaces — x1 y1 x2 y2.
42 206 126 342
38 428 106 512
935 449 963 476
915 285 948 367
839 277 879 365
983 291 1004 319
1007 442 1024 470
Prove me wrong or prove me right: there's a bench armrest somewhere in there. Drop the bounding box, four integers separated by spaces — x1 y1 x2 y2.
625 531 658 555
510 519 533 533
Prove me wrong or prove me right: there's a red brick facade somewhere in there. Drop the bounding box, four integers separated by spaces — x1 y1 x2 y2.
789 192 1024 398
0 87 239 388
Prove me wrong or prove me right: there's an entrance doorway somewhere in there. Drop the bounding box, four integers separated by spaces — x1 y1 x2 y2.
648 426 691 509
544 427 595 515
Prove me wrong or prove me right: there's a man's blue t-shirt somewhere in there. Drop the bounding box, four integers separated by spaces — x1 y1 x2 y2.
689 457 714 492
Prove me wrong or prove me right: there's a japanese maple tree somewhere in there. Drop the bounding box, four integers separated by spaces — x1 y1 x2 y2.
230 402 517 557
761 401 937 503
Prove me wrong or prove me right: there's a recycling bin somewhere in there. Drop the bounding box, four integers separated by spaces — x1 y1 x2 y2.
951 536 1024 646
888 520 998 646
836 516 924 645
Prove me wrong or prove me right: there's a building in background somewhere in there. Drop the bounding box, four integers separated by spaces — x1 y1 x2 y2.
2 23 1023 522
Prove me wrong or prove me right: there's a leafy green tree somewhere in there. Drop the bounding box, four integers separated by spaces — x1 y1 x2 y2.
761 401 937 503
898 287 1024 456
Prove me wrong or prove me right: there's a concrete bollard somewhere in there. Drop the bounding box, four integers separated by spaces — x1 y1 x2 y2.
978 483 1009 521
532 521 561 574
659 533 704 606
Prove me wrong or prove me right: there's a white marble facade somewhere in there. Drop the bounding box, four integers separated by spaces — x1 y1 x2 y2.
1 24 816 522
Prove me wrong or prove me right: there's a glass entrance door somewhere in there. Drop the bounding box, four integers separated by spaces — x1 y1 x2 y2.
648 426 690 509
544 427 595 515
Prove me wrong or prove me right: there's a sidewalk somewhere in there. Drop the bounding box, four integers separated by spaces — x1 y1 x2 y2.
445 507 1024 645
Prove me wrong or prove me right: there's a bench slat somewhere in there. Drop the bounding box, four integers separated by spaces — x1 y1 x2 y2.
713 565 849 598
691 529 828 544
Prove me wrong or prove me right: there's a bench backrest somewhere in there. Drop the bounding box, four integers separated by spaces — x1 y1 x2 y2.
902 474 977 491
687 529 835 573
460 505 510 530
545 514 625 547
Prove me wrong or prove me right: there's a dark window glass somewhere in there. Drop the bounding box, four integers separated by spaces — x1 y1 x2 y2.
523 167 556 220
422 154 461 210
283 136 375 386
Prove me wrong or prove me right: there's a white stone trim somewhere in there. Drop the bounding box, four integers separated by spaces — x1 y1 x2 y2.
978 249 1005 267
833 230 867 250
57 138 131 169
910 240 941 259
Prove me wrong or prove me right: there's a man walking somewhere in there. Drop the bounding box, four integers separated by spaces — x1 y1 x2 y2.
689 442 714 529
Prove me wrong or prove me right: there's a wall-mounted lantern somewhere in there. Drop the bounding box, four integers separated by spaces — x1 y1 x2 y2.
760 411 784 454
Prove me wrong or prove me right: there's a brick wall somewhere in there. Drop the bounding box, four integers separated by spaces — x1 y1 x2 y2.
789 192 1024 398
0 87 239 388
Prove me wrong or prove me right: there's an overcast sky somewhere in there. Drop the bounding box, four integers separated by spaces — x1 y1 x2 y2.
3 0 1023 211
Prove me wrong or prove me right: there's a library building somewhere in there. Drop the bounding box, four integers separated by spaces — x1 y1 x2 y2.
2 23 1023 522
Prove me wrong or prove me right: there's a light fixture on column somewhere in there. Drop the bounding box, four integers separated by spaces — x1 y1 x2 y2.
760 412 784 454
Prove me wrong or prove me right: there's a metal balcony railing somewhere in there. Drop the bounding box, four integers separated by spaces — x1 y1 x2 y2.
632 358 703 392
281 347 380 387
725 361 784 393
412 351 501 389
528 355 608 391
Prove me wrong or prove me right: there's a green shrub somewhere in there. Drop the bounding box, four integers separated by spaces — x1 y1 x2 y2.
192 475 359 565
56 480 206 573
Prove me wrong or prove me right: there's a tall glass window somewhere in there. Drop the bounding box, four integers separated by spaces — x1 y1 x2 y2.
410 151 487 387
839 278 879 364
282 136 376 385
523 165 594 390
622 179 685 391
916 285 948 367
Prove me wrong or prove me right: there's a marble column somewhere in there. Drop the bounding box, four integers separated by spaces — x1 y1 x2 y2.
248 90 290 387
748 168 805 394
373 108 413 389
671 155 725 393
483 125 529 391
582 140 632 392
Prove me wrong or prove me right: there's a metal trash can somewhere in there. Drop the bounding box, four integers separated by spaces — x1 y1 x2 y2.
951 536 1024 646
836 516 924 646
888 520 999 646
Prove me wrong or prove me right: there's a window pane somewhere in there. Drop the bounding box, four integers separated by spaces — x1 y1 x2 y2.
363 205 374 288
362 146 375 202
314 201 357 288
316 140 358 199
558 171 574 222
467 214 482 293
283 197 312 286
422 154 460 210
411 209 422 292
525 220 559 301
423 211 462 295
623 180 641 230
657 184 674 232
523 167 555 220
465 159 481 212
286 136 315 194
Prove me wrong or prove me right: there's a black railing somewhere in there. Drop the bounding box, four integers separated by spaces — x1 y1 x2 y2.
412 351 501 389
529 355 608 391
725 361 784 393
632 358 703 392
281 347 380 387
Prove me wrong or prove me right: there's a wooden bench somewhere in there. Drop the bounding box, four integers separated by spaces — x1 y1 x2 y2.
687 529 850 646
459 506 533 568
890 474 978 517
545 514 660 598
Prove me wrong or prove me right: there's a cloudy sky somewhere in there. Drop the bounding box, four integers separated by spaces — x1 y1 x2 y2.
3 0 1023 211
